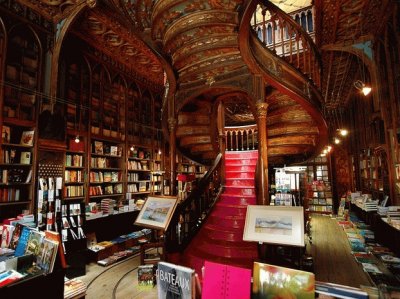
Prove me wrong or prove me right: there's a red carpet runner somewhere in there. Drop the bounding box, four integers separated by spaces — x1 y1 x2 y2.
183 150 259 279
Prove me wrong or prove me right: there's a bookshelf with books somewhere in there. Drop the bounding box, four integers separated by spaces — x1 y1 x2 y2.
0 25 40 222
359 148 390 203
64 137 86 202
0 122 36 222
127 147 152 204
306 180 333 214
89 139 124 206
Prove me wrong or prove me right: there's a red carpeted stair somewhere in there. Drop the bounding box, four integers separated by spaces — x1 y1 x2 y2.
182 150 259 279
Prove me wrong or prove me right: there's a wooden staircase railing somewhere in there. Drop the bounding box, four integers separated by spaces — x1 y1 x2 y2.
251 1 321 87
165 153 223 253
225 125 258 152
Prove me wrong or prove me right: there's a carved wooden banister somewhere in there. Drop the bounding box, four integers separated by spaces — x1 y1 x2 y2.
165 153 223 253
251 1 321 87
225 125 258 151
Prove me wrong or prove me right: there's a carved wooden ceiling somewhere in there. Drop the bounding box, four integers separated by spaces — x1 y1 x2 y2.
314 0 391 112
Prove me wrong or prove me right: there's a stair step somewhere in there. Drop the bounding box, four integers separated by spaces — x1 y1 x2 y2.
224 186 255 196
225 178 254 187
225 159 257 166
213 203 248 217
220 194 256 205
200 226 245 242
225 171 255 179
206 214 246 229
186 247 258 267
225 150 258 159
225 165 256 172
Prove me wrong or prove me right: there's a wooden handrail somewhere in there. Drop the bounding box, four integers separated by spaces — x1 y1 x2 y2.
165 153 223 253
251 1 321 87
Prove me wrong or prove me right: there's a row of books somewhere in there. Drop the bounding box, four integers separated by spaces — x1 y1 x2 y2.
63 185 84 198
92 141 122 156
127 182 149 193
0 187 21 202
88 184 123 196
127 160 149 170
90 157 120 169
89 171 121 183
1 127 35 146
2 150 31 164
65 154 83 167
65 170 83 183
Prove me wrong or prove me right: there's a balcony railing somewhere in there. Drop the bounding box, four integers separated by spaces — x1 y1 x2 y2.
225 125 258 151
251 2 321 87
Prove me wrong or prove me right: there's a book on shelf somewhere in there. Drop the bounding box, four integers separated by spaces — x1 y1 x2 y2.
20 130 34 146
202 260 251 299
2 125 10 143
14 226 32 257
19 151 31 164
252 262 315 299
156 261 196 299
94 141 103 154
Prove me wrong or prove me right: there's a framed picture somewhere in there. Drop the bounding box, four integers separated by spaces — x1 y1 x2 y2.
134 196 179 231
243 205 305 247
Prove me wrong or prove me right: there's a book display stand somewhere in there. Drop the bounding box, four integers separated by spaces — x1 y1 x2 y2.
139 230 165 265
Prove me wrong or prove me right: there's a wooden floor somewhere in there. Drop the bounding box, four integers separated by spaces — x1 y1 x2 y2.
77 214 371 298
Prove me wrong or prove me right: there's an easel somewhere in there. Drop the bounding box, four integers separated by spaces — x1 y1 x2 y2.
140 229 166 265
258 241 306 270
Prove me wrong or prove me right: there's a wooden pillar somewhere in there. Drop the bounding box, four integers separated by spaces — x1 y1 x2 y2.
256 101 269 205
168 117 177 196
217 101 226 183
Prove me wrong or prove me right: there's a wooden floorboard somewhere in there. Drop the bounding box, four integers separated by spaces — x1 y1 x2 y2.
309 214 372 287
77 213 372 298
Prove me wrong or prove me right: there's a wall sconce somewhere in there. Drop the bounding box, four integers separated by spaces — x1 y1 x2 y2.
354 80 371 96
74 135 80 143
334 137 341 144
130 145 135 151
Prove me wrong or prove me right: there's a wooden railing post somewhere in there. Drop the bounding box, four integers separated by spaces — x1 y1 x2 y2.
168 117 177 196
217 101 226 183
256 102 269 205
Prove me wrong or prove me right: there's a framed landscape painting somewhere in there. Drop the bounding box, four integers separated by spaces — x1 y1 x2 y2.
243 205 305 247
134 196 179 231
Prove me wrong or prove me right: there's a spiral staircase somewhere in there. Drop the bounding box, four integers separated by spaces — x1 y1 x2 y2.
108 0 328 275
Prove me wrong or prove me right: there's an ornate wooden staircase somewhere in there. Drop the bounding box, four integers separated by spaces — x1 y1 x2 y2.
182 150 259 278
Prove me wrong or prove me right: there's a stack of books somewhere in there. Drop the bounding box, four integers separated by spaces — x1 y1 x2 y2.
101 198 115 215
64 278 87 299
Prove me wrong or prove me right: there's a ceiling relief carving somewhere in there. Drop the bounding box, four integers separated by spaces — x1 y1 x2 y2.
73 8 163 86
16 0 95 22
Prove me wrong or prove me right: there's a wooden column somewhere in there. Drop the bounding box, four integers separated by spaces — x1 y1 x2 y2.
168 117 177 196
217 101 226 183
256 101 269 205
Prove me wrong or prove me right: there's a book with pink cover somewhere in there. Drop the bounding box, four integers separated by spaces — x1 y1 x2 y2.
201 261 251 299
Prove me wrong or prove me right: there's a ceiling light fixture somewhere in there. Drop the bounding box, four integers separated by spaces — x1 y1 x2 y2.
338 129 348 137
334 138 341 144
354 80 371 96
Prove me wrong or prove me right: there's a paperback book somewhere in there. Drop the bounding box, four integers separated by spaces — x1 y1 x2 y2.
138 264 155 286
156 261 195 299
252 262 315 299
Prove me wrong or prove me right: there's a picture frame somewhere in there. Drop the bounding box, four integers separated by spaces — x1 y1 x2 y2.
243 205 305 247
134 195 179 231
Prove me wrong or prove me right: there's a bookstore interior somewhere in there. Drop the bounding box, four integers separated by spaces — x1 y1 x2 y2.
0 0 400 298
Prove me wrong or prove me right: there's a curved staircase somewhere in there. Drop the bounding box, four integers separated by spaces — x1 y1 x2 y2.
183 150 259 279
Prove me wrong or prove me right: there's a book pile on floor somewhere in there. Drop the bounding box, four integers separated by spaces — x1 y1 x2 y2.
337 213 400 288
64 277 87 299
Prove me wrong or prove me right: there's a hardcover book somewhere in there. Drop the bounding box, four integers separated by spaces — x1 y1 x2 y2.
202 261 251 299
19 151 31 164
156 261 195 299
315 281 368 299
252 262 315 299
20 130 34 146
2 125 10 143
